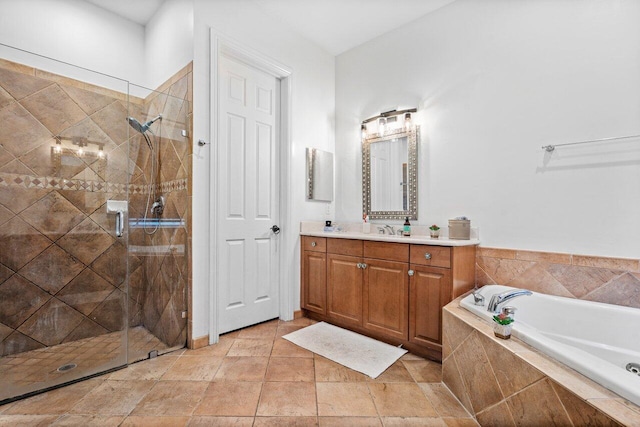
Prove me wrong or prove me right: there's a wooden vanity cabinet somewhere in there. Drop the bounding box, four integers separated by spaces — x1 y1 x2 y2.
301 236 476 361
301 236 327 315
408 244 476 357
362 241 409 340
326 239 363 327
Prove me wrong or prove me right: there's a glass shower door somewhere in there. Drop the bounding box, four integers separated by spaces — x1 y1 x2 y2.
126 82 190 362
0 51 130 402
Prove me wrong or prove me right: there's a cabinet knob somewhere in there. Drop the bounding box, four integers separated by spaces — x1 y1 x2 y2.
408 270 414 276
362 263 367 269
311 241 317 247
424 252 432 260
356 263 362 269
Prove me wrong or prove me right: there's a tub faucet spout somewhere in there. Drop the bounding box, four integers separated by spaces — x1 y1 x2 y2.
487 289 532 313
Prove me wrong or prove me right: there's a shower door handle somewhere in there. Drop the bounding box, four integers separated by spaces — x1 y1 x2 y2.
115 211 124 237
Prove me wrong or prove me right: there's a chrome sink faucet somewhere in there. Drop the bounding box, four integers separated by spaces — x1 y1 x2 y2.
384 225 395 235
487 289 532 313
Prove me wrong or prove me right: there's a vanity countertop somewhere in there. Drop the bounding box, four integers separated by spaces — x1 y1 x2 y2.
300 231 480 247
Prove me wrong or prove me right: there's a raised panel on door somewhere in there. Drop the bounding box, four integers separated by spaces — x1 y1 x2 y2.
363 259 409 340
302 251 326 315
409 265 452 348
327 253 362 326
221 239 247 311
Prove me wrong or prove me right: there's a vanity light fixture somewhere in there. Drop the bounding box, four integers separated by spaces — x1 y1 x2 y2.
361 108 417 136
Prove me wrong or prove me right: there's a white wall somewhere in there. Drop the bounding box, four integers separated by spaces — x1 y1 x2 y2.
145 0 194 90
191 0 335 340
336 0 640 258
0 0 145 91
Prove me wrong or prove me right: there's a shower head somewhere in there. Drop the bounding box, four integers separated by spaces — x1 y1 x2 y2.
127 115 162 150
127 117 146 134
127 115 162 134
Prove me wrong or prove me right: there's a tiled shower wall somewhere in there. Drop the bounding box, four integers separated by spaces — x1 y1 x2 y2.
130 64 192 349
476 247 640 309
0 58 192 356
0 59 134 356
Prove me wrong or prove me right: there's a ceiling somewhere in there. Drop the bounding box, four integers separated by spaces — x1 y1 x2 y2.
84 0 167 26
83 0 455 55
250 0 456 55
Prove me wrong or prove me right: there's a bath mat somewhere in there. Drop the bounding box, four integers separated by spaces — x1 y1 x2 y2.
283 321 407 378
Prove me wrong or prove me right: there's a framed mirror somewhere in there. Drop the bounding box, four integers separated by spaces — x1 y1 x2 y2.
362 126 418 220
306 148 334 201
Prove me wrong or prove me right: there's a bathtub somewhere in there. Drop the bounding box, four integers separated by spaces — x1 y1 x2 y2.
460 285 640 407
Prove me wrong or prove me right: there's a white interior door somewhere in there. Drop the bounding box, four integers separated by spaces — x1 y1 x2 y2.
217 54 280 334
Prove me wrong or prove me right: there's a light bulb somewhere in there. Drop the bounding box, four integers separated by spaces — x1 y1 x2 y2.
379 117 386 135
404 112 412 130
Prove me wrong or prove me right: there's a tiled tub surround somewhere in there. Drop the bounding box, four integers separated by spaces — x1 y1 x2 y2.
461 285 640 407
476 247 640 309
0 56 191 379
442 300 640 426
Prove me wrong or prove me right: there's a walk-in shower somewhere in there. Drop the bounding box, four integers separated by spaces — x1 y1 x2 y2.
0 45 190 403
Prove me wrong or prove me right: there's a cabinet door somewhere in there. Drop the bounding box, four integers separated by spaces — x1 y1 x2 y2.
363 259 409 340
409 265 452 348
327 254 363 326
302 251 326 315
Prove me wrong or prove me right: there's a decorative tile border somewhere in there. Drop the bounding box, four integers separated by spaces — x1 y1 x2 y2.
0 172 187 194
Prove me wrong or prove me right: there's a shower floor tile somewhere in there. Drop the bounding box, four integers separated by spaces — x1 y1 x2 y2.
0 326 171 402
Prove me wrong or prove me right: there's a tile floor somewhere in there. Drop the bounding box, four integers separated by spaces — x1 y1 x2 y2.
0 318 479 426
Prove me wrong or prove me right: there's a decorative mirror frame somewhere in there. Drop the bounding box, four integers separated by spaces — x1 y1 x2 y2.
306 147 334 202
362 126 419 220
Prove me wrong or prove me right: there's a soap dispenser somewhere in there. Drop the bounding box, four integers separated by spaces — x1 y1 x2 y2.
403 217 411 236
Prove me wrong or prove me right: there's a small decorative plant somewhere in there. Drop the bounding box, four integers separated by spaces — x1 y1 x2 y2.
492 313 514 325
429 224 440 231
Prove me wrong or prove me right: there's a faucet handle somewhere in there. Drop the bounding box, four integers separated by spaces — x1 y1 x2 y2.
472 289 485 306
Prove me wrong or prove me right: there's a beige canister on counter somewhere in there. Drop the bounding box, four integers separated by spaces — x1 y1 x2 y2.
448 218 470 239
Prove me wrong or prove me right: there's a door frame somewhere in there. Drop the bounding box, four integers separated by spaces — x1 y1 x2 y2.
208 31 293 344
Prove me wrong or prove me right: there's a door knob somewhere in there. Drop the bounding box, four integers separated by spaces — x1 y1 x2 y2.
271 225 281 235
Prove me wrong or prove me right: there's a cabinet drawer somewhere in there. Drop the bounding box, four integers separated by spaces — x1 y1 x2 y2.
302 236 326 252
327 238 363 256
364 241 409 262
410 245 451 268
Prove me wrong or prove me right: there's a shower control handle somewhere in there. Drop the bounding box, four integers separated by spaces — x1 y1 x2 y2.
115 211 124 237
